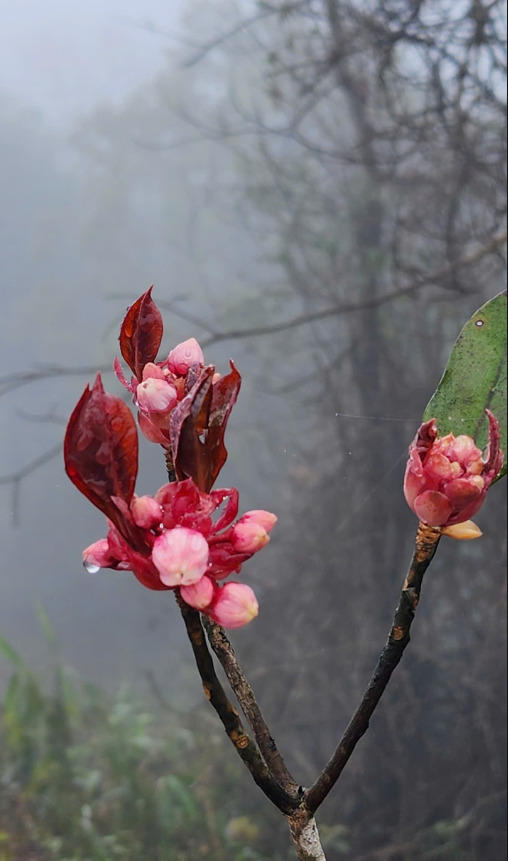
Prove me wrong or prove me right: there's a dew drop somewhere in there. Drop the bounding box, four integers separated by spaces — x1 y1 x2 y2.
83 561 101 574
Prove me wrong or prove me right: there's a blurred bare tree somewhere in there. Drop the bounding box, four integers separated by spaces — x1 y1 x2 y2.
1 1 505 857
176 1 506 857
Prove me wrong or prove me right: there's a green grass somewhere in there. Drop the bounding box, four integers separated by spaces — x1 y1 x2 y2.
0 632 283 861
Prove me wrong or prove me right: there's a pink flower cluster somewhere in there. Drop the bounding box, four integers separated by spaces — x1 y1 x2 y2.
83 478 276 628
404 410 502 528
114 338 205 445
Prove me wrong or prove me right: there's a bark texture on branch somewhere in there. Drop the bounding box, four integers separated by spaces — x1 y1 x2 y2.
287 810 327 860
204 617 299 798
176 593 298 813
178 522 441 857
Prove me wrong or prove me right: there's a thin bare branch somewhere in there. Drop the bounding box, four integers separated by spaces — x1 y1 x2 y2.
176 593 299 814
0 365 111 399
304 523 441 814
203 618 300 796
199 231 506 347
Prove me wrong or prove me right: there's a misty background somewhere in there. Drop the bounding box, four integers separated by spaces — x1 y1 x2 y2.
0 1 506 858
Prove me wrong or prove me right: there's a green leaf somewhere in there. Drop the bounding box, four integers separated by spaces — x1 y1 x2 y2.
423 292 507 480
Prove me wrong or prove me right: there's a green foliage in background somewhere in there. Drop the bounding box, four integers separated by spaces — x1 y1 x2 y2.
0 630 285 861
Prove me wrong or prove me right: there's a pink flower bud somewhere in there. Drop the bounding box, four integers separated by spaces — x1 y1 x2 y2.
238 510 278 532
152 527 209 587
82 538 113 571
404 412 503 527
130 495 162 529
141 362 166 381
136 377 177 414
166 338 204 375
180 575 216 610
209 582 259 628
231 510 277 553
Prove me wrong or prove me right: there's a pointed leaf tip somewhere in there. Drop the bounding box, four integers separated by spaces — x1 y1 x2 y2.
119 287 164 379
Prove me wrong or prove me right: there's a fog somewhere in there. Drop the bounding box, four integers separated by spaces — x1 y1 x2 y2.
0 1 177 121
0 1 506 857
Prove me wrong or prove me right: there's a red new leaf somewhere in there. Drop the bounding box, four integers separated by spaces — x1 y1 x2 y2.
170 368 215 492
207 361 241 483
119 287 163 378
64 374 138 531
170 362 241 492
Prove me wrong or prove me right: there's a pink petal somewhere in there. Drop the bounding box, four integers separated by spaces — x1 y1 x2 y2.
152 527 209 587
141 362 166 381
136 378 177 414
238 510 277 532
444 477 484 508
82 538 112 570
180 575 216 610
403 464 427 508
413 490 453 527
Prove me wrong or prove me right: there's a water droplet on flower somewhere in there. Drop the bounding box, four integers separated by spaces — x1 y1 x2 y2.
83 561 101 574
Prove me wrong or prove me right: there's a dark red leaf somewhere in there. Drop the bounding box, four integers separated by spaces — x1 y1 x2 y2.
170 368 215 492
119 287 163 378
207 361 241 484
64 374 138 530
170 362 241 492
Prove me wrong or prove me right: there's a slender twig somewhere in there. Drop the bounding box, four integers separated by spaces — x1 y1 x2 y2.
304 522 441 814
196 231 506 347
203 617 300 797
176 593 298 813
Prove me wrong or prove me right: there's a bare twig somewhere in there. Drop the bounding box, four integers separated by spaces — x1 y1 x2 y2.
304 522 441 813
203 618 299 796
0 364 111 399
0 442 64 524
176 592 299 813
196 233 506 347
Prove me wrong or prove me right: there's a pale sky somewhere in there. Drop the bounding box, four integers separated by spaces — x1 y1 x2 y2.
0 0 183 123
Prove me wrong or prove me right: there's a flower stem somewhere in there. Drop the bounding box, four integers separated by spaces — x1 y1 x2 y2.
203 617 300 797
304 522 441 813
176 592 298 813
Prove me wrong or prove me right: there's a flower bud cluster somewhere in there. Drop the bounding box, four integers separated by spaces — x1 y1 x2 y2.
83 478 276 628
404 410 502 528
114 338 205 445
